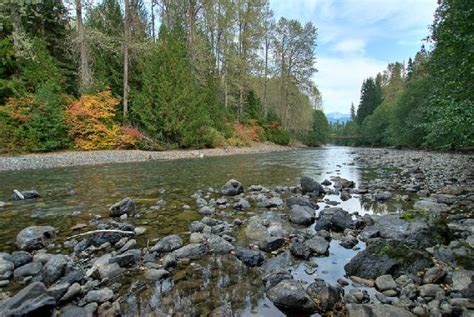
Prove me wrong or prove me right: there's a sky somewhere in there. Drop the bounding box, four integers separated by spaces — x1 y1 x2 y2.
270 0 438 114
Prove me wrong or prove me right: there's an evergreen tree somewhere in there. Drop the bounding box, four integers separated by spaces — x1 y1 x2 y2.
350 102 355 120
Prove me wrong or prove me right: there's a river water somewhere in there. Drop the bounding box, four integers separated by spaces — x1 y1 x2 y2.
0 146 399 315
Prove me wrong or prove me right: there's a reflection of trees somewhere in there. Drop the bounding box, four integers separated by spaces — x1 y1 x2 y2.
132 254 268 315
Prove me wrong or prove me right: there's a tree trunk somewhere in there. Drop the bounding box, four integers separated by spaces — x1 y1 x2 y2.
123 0 130 119
75 0 90 93
10 5 21 50
263 32 269 116
151 0 155 41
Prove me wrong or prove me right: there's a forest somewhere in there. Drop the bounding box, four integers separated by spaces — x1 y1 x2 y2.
0 0 328 153
331 0 473 151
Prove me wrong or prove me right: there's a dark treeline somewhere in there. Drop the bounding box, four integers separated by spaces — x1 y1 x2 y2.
332 0 473 151
0 0 328 153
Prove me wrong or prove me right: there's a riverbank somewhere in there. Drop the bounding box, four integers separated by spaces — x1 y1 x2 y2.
0 143 301 172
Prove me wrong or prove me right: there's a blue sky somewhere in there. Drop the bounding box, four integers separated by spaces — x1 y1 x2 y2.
270 0 438 114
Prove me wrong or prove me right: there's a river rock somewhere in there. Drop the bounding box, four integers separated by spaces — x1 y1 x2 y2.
144 268 169 280
414 199 449 213
306 279 343 313
235 249 265 267
419 284 444 298
14 261 43 278
345 304 414 316
47 282 70 301
59 283 82 304
262 197 284 208
199 206 215 215
423 266 446 284
0 282 56 316
151 234 183 253
289 205 315 225
300 176 324 195
61 305 90 317
344 240 431 279
109 249 141 267
259 236 285 252
221 179 244 196
451 270 473 297
267 279 316 313
171 243 208 260
84 288 114 303
11 190 41 201
439 185 465 196
189 221 205 233
109 197 135 217
287 196 316 208
233 198 250 210
10 251 32 268
290 239 311 260
0 258 14 275
262 271 293 289
318 207 353 231
16 226 57 251
210 303 234 317
42 254 68 285
208 235 234 254
375 274 397 291
305 236 330 255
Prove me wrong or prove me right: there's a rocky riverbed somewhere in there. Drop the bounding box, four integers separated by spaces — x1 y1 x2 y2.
0 147 472 316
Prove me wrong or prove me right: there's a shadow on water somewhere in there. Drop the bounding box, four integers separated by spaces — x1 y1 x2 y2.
0 146 397 315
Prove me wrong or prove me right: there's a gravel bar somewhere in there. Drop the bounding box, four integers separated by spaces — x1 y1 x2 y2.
0 144 298 172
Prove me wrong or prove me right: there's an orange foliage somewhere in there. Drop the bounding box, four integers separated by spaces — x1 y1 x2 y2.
66 90 142 150
2 97 34 123
233 120 263 143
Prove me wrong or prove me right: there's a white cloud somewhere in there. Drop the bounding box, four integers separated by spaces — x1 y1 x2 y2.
314 56 387 113
332 39 366 54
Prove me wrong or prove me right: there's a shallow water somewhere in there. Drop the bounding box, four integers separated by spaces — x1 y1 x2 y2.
0 146 399 315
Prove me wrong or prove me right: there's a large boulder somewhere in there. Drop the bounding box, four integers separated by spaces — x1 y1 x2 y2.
0 282 56 316
151 235 183 253
16 226 57 251
344 240 431 279
300 176 324 195
267 280 316 313
306 279 344 313
289 205 315 226
221 179 244 196
109 197 135 217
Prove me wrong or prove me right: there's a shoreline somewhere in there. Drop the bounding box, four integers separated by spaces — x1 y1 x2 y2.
0 143 303 172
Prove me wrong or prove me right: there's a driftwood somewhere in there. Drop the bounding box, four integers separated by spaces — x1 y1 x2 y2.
66 229 135 240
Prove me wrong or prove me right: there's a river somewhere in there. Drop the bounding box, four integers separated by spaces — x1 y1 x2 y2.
0 146 409 315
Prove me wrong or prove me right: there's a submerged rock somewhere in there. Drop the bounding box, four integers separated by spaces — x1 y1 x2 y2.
0 282 56 316
11 190 41 201
221 179 244 196
109 197 135 217
16 226 57 251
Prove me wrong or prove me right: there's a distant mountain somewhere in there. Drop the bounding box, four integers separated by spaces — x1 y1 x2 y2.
325 112 351 124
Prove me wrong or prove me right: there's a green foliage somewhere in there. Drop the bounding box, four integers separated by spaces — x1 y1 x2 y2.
0 83 71 153
356 77 383 124
424 0 474 150
131 24 224 148
306 110 330 146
